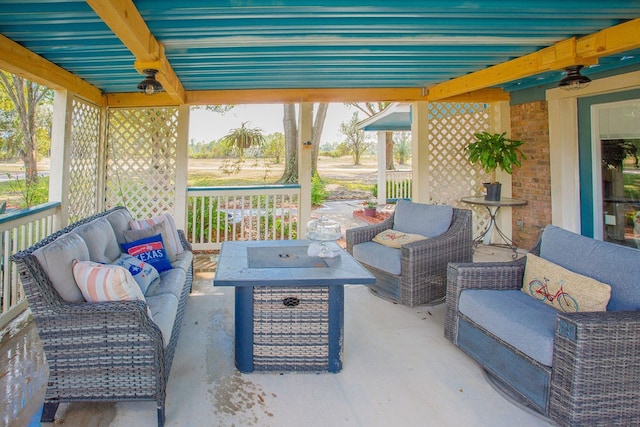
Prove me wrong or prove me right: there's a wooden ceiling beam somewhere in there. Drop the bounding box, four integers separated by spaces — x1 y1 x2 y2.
427 18 640 101
105 87 508 107
86 0 185 104
0 34 104 105
427 38 597 101
577 18 640 59
186 88 429 104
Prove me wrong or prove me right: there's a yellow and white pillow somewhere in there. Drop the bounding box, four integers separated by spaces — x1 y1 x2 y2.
522 254 611 312
373 229 427 249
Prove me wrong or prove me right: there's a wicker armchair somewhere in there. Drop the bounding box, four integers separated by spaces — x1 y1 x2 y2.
346 202 472 306
445 225 640 426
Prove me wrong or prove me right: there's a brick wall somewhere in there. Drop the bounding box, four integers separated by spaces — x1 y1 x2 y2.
510 101 552 250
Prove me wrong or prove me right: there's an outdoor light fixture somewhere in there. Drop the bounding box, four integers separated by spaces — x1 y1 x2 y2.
558 65 591 91
137 69 163 94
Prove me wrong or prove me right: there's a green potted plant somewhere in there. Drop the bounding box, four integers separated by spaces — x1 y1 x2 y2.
466 132 526 201
363 198 377 217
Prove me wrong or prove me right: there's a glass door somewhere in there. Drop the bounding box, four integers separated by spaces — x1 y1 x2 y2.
592 99 640 248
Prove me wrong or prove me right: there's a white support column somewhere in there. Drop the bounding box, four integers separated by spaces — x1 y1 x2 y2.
95 104 108 213
410 102 429 203
547 96 580 233
376 131 386 205
297 103 313 238
49 89 74 229
491 101 513 243
174 105 190 230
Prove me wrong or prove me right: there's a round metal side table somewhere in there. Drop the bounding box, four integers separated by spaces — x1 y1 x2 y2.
461 196 528 259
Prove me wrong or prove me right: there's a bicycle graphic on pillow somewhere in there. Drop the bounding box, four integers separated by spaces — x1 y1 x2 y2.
528 277 579 312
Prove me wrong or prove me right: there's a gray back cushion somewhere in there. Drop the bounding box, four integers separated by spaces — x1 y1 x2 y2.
105 208 134 244
540 225 640 311
72 217 122 263
33 233 89 303
393 199 453 238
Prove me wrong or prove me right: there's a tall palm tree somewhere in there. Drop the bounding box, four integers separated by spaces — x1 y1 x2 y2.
221 121 265 157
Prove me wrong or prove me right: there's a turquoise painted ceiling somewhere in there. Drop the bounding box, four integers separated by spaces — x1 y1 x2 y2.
0 1 639 94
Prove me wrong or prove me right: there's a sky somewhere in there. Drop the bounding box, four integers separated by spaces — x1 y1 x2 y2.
188 103 361 146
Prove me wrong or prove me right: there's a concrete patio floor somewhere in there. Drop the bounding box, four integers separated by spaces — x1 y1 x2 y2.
0 201 551 427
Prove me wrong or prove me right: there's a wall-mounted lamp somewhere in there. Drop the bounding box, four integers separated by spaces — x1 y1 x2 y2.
137 69 163 95
558 65 591 91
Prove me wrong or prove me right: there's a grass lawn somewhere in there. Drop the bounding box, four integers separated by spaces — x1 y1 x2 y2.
1 155 384 208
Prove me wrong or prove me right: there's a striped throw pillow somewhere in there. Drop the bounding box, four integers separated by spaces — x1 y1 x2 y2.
130 214 184 258
72 260 147 304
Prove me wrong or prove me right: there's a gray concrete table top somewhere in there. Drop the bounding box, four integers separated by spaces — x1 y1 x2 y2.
214 240 375 287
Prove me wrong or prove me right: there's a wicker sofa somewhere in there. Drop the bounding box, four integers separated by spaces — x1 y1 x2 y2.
346 200 472 306
445 225 640 426
11 207 193 427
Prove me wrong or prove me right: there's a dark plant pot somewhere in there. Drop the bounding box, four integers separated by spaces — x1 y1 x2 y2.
364 208 377 217
483 182 502 201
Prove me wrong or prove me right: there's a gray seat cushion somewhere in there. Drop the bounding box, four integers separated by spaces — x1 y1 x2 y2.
393 199 453 238
145 268 187 299
540 225 640 311
33 233 89 303
352 241 401 276
459 289 557 367
72 217 122 264
145 293 178 348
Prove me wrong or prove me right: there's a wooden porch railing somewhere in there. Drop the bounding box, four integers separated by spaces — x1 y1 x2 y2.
386 170 412 201
0 202 61 328
187 185 300 251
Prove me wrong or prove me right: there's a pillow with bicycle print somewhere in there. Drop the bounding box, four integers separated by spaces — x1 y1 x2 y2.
521 253 611 312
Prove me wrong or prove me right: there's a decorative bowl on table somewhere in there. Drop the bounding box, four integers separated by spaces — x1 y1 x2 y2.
307 216 342 257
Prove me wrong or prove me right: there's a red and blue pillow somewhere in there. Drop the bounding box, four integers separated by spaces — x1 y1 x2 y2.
121 233 172 272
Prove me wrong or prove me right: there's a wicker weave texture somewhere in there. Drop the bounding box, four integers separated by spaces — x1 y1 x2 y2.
347 207 473 306
445 232 640 426
549 311 640 426
11 207 193 427
253 286 330 371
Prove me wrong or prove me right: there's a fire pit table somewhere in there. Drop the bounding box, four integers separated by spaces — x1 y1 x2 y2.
214 240 375 373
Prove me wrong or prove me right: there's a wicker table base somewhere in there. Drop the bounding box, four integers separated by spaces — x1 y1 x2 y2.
214 240 375 373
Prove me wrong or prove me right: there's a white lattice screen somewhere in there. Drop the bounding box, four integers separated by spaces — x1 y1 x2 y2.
428 102 492 236
105 108 179 219
68 98 100 222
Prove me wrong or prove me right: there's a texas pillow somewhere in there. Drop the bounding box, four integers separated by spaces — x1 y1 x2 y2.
121 233 172 273
112 253 159 294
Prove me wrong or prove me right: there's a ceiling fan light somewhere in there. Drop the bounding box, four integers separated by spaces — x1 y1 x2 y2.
137 69 163 94
558 65 591 91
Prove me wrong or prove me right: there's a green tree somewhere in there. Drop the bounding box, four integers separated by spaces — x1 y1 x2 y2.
263 132 285 163
278 103 329 183
0 94 19 160
340 112 371 166
0 71 53 183
346 102 393 169
280 104 299 183
393 131 411 165
192 105 234 114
